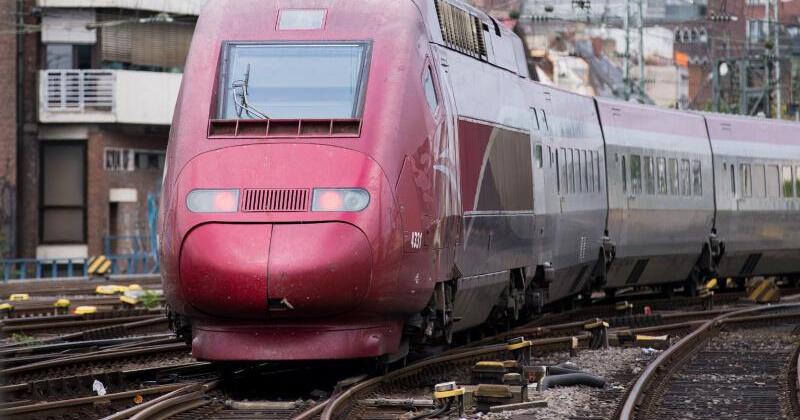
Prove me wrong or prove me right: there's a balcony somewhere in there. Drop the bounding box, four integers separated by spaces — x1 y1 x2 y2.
36 0 205 15
39 69 182 125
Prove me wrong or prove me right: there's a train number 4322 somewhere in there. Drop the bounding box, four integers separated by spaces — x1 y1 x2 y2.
410 232 423 249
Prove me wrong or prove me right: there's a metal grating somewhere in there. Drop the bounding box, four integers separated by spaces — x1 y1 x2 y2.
434 0 487 59
44 70 115 112
241 189 309 212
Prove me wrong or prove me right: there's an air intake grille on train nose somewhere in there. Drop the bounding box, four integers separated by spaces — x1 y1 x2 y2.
241 189 309 212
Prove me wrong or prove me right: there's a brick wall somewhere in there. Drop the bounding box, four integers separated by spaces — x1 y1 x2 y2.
86 127 168 256
17 0 41 259
0 0 18 257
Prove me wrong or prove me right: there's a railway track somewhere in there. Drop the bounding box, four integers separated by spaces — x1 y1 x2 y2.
0 275 162 299
619 303 800 420
1 309 163 337
1 341 193 386
1 289 776 419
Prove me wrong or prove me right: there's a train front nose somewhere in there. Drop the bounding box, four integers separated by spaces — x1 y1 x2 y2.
180 221 371 318
174 143 390 320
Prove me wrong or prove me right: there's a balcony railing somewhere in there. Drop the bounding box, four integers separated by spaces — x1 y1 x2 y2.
39 69 182 125
43 70 116 113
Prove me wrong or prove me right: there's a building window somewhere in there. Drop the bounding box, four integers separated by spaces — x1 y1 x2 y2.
105 148 133 171
41 141 86 244
135 151 166 170
45 44 93 70
105 148 165 172
46 44 74 69
747 20 768 44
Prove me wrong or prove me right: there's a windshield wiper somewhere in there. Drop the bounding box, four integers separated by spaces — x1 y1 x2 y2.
231 64 269 119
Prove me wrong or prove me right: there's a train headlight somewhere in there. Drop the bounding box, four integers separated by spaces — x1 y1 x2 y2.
312 189 370 212
186 189 240 213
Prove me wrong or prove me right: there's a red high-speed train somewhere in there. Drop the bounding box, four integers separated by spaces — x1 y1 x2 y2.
159 0 800 362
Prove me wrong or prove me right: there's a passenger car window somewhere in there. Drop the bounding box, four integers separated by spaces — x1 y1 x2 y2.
796 167 800 197
782 166 794 197
680 159 691 196
741 164 752 197
531 108 540 130
559 148 567 194
692 160 702 196
423 66 439 112
668 158 679 195
576 150 583 192
569 149 575 193
643 157 655 194
535 145 543 168
630 155 642 195
753 165 766 197
767 166 780 197
657 158 667 195
541 110 549 131
621 155 627 193
583 150 590 193
595 152 602 192
555 149 561 193
588 151 594 193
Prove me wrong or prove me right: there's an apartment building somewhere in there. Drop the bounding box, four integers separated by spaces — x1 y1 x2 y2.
12 0 204 261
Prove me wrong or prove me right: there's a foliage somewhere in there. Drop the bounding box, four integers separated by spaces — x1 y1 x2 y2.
141 290 161 309
509 10 521 19
10 332 39 346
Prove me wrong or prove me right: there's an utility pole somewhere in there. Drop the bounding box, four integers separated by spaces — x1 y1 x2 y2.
638 0 645 102
774 0 781 118
623 0 630 100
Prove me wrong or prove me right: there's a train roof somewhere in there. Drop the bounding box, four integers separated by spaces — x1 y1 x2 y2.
702 112 800 147
595 97 707 139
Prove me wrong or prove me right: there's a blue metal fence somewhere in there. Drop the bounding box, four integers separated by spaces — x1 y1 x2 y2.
2 240 159 282
1 258 88 281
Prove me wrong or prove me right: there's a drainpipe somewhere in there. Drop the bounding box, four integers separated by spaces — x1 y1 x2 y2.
15 0 24 257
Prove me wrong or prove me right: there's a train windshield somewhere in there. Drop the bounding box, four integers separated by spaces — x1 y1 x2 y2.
219 43 369 120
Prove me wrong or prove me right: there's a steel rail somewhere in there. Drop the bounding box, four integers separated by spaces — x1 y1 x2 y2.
0 382 187 417
618 302 800 420
126 380 218 420
1 342 189 382
321 334 583 420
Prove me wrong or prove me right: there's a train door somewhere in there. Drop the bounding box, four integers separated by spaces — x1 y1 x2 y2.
609 107 627 246
530 106 547 216
428 52 460 280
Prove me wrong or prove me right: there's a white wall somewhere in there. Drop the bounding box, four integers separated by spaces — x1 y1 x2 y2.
39 70 182 125
115 70 182 125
